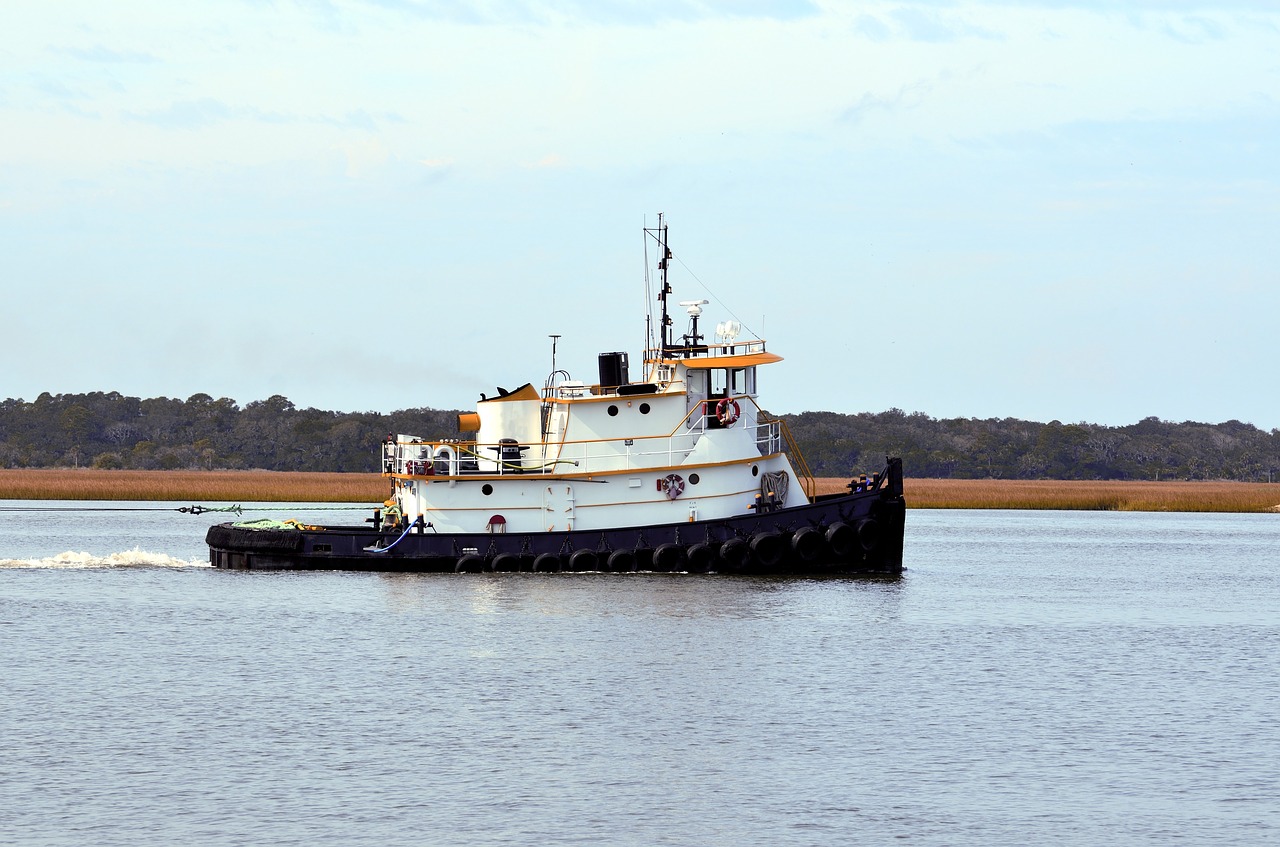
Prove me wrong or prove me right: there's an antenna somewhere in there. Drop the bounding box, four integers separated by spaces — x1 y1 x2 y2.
549 334 561 375
679 299 709 348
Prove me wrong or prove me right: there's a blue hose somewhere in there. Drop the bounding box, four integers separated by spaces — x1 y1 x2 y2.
364 517 421 553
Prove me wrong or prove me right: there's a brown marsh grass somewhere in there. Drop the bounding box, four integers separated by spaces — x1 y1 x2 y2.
2 469 1278 513
0 469 387 503
816 477 1280 513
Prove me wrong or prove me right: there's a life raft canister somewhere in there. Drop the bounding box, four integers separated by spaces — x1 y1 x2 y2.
716 398 741 426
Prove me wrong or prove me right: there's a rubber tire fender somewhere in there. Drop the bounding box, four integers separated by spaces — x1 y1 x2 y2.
533 552 561 572
455 553 488 573
790 526 824 562
825 521 857 559
491 552 521 572
686 542 714 573
652 543 686 572
568 549 599 572
719 537 749 573
856 518 882 553
606 549 637 572
749 532 784 568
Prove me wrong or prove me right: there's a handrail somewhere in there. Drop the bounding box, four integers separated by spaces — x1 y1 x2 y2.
384 396 794 479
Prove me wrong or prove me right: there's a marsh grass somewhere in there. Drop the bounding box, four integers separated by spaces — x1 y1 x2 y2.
816 477 1280 513
0 469 386 503
2 469 1278 513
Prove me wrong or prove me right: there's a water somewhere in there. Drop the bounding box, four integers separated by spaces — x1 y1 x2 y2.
2 504 1278 845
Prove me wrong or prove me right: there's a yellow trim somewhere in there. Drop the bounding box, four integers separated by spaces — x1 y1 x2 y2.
665 352 783 370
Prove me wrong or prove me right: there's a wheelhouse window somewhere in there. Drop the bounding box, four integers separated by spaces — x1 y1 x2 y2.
710 367 756 397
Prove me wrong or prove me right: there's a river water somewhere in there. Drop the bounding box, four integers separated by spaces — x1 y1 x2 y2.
2 503 1278 846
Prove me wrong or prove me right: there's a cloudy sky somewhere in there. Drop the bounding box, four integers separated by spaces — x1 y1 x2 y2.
3 0 1277 428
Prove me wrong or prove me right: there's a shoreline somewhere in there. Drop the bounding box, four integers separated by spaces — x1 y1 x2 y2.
1 469 1277 513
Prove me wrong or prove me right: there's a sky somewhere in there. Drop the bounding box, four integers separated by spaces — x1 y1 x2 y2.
3 0 1278 429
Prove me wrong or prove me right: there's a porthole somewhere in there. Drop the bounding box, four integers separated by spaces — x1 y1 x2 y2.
639 403 651 415
482 483 493 495
608 405 619 416
689 473 700 485
752 465 759 477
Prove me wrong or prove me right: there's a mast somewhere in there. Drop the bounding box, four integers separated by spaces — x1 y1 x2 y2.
643 213 674 360
656 213 672 352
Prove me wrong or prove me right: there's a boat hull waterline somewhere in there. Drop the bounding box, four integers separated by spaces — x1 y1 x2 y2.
207 460 905 574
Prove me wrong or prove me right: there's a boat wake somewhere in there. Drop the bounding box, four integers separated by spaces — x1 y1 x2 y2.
0 549 211 570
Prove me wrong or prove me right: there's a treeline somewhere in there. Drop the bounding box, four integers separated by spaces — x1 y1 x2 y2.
787 409 1280 482
0 392 456 473
2 392 1279 481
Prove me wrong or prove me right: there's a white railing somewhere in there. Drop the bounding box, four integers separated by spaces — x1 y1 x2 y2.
385 407 786 478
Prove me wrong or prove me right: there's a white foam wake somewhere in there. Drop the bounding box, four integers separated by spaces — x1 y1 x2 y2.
0 548 210 569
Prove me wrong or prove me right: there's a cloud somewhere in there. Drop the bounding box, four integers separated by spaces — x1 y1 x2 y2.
125 99 394 131
853 7 1002 43
353 0 819 25
56 44 160 64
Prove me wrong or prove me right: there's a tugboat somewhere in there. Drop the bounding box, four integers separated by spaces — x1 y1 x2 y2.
207 216 905 574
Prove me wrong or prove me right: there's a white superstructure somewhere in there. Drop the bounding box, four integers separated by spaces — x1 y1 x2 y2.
382 217 815 535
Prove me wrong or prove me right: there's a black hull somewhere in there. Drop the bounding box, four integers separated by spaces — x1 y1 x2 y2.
208 460 906 575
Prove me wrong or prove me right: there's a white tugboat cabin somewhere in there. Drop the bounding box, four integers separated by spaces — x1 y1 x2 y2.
383 217 813 535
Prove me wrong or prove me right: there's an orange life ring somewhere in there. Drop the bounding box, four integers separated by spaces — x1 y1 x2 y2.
715 398 741 426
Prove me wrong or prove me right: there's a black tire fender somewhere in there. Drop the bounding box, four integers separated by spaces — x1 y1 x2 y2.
455 553 487 573
856 518 882 552
790 526 824 562
686 542 714 573
826 521 856 558
719 537 749 572
491 552 520 572
533 552 561 572
607 549 637 572
749 532 784 567
568 549 599 572
653 543 686 571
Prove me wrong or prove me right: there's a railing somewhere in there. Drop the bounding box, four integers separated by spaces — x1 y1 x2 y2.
643 338 769 362
385 402 792 479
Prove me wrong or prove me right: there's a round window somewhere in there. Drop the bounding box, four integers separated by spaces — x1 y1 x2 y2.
639 403 651 415
482 484 493 495
607 405 619 416
689 473 700 485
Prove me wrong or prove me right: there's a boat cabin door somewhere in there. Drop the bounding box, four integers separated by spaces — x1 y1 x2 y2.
686 370 708 429
543 484 575 532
